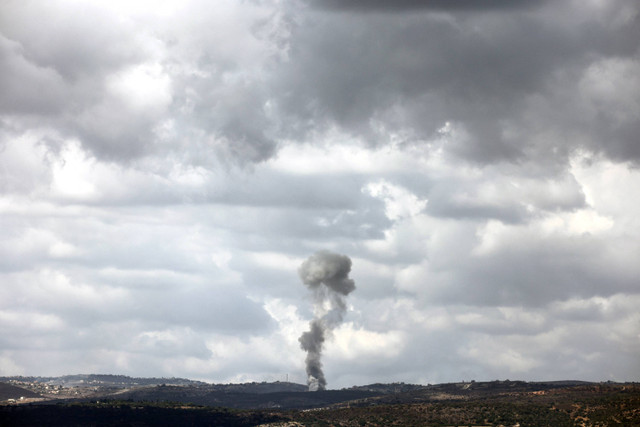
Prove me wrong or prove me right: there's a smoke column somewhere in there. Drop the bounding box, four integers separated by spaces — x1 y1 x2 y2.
298 251 355 391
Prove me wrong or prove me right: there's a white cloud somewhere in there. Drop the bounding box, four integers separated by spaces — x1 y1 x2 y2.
51 141 97 199
108 63 172 113
329 323 405 360
365 180 427 221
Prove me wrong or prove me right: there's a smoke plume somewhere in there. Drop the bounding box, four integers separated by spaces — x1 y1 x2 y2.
298 251 355 391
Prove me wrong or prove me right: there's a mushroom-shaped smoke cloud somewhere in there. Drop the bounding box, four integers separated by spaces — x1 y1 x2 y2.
298 251 355 391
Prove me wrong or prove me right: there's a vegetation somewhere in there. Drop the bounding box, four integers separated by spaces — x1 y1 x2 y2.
283 384 640 426
0 400 285 426
2 382 638 426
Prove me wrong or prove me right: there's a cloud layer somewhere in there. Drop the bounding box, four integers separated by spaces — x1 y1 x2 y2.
0 0 639 386
306 0 548 12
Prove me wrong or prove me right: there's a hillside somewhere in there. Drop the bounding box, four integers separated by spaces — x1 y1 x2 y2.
1 382 639 426
286 383 640 426
116 385 382 409
0 374 204 388
0 376 627 411
0 383 41 401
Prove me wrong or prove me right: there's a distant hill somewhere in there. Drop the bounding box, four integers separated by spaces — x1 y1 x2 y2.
2 375 626 412
116 385 382 409
2 382 638 426
200 381 308 394
343 380 603 407
0 374 205 388
77 380 606 410
0 383 41 401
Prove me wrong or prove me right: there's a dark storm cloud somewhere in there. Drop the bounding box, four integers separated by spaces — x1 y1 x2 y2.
0 35 66 115
275 0 640 166
307 0 547 12
2 0 637 167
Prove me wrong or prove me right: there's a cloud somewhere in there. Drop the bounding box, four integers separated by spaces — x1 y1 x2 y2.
2 0 637 168
306 0 547 12
0 0 639 387
274 0 640 169
0 35 67 115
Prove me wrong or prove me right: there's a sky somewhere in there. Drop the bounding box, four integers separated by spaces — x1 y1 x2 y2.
0 0 639 388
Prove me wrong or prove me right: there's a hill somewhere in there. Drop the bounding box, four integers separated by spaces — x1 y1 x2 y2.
288 383 640 426
0 383 41 401
1 382 639 426
116 385 382 409
0 374 204 388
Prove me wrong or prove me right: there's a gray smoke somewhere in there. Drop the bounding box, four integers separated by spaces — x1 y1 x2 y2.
298 251 355 391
